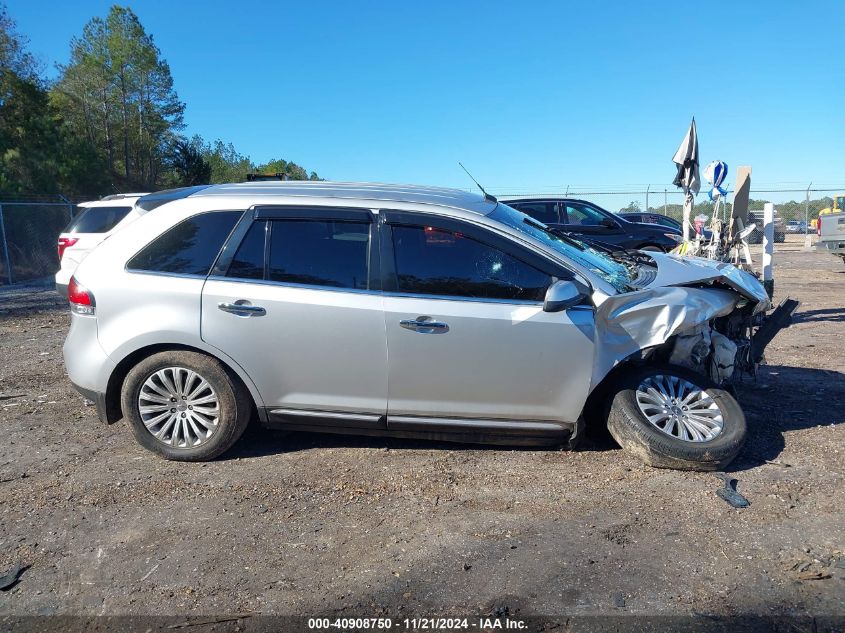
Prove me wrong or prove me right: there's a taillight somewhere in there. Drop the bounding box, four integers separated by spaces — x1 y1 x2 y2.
817 216 822 236
68 276 95 316
58 237 78 260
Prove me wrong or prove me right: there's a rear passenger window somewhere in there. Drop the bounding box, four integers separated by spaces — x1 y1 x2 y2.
227 221 267 280
509 202 559 224
127 211 242 276
267 220 370 289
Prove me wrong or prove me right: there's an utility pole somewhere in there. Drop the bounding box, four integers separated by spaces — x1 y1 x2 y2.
805 182 812 234
664 189 667 215
645 184 650 212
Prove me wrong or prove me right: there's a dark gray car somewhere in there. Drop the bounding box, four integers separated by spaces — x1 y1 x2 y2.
502 198 683 252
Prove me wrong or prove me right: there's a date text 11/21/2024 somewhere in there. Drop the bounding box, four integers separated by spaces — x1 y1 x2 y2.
307 617 527 630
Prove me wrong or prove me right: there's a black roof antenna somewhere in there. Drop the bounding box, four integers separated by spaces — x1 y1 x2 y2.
458 162 497 203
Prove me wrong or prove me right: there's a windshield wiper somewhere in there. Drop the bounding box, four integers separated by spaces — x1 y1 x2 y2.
570 235 654 268
523 218 586 250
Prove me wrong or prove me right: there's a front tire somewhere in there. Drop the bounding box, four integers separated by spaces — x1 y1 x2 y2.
606 364 746 471
121 351 252 461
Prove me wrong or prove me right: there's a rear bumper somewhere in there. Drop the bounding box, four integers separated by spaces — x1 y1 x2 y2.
816 240 845 255
63 313 117 423
69 381 109 424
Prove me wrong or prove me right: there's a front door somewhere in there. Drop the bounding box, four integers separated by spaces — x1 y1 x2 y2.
201 207 388 427
380 212 594 426
558 202 628 247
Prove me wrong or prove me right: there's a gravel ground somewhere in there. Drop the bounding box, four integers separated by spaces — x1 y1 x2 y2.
0 238 843 629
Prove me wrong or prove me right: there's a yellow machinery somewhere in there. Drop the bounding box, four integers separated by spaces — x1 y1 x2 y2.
812 194 845 230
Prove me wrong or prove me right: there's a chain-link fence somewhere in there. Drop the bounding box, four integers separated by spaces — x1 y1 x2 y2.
1 185 841 288
0 199 76 286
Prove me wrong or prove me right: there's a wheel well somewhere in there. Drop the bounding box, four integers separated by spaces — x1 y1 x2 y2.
581 345 670 430
103 344 257 424
582 359 636 429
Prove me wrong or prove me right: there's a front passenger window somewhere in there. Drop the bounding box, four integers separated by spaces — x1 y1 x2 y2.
564 204 605 226
391 225 551 302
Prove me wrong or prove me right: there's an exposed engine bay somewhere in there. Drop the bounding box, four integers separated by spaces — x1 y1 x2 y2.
589 249 799 391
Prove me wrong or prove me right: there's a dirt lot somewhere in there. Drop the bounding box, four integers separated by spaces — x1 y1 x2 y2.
0 237 843 629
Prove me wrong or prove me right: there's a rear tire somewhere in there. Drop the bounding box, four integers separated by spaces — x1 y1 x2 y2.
121 350 252 461
639 245 664 252
606 364 746 471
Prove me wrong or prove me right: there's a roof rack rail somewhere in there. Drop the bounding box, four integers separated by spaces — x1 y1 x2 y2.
246 173 289 182
136 185 211 212
100 192 150 201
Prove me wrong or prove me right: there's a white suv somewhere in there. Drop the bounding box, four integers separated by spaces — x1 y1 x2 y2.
55 194 148 296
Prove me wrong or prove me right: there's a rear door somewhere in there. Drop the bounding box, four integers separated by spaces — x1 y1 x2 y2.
201 207 388 427
380 211 594 427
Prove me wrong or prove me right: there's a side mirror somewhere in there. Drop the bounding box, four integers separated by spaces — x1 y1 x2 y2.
601 217 617 229
543 280 587 313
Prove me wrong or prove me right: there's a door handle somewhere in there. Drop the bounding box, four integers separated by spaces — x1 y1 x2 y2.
218 301 266 317
399 317 449 332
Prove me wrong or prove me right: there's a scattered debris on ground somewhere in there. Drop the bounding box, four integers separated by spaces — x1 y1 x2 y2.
715 473 750 508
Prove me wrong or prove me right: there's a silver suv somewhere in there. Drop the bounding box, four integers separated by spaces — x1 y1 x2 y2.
63 182 772 470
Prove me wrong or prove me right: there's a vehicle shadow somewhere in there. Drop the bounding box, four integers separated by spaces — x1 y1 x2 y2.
224 424 565 460
223 364 844 472
792 307 845 323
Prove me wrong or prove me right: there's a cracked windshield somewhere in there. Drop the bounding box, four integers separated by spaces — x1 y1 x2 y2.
490 203 635 292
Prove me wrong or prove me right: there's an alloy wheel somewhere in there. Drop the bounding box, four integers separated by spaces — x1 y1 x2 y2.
635 374 724 442
138 367 220 448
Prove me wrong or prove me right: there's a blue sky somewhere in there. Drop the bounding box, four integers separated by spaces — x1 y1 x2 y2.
7 1 845 205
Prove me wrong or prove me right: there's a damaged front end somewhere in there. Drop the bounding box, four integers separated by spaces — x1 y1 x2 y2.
592 253 798 389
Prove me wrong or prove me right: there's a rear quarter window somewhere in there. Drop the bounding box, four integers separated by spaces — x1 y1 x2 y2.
65 206 133 234
127 211 243 276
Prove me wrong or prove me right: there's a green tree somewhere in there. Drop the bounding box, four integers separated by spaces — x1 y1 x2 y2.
255 157 321 181
0 3 47 192
199 138 253 183
1 4 321 195
167 138 211 186
620 200 641 212
0 2 38 81
0 3 108 195
53 5 184 190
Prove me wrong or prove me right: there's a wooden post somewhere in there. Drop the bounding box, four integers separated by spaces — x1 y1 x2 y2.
732 167 752 225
